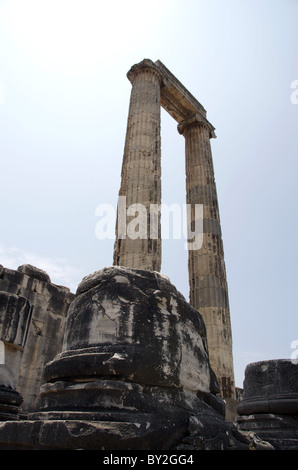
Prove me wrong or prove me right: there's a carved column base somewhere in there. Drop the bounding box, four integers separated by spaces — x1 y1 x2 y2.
237 360 298 449
0 385 23 421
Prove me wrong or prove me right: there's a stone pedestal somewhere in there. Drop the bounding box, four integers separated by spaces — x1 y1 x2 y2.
44 267 214 392
237 360 298 449
34 266 220 449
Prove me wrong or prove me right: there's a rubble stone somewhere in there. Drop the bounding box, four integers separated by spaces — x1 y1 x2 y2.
0 264 75 411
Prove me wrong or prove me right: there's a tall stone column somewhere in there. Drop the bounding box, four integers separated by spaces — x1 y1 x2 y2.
178 114 235 408
113 59 163 272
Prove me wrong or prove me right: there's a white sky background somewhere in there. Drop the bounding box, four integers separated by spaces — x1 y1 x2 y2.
0 0 297 388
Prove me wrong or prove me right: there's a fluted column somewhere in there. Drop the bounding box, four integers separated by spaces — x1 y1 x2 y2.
178 114 235 404
113 60 163 271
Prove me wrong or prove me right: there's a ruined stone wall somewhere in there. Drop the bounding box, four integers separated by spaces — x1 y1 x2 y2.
0 264 75 412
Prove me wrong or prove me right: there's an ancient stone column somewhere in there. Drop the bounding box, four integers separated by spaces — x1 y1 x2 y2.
113 59 163 272
178 114 235 410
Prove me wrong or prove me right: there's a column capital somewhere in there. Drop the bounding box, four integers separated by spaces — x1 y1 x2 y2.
127 59 166 86
177 113 216 139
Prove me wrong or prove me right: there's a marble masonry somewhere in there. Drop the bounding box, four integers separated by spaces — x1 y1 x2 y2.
113 59 235 411
0 59 297 450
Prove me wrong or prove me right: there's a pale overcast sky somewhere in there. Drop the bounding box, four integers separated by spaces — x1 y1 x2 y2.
0 0 297 387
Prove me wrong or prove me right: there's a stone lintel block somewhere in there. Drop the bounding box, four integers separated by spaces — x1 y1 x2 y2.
46 267 216 395
0 265 74 314
155 60 207 123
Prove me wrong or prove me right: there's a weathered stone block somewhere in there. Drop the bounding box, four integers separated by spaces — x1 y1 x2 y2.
0 264 75 412
44 266 216 395
17 264 51 284
0 292 32 349
237 359 298 415
0 267 273 450
237 360 298 449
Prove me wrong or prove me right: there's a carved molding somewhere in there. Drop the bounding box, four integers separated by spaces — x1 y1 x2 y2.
127 59 165 86
177 113 216 139
126 59 216 138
